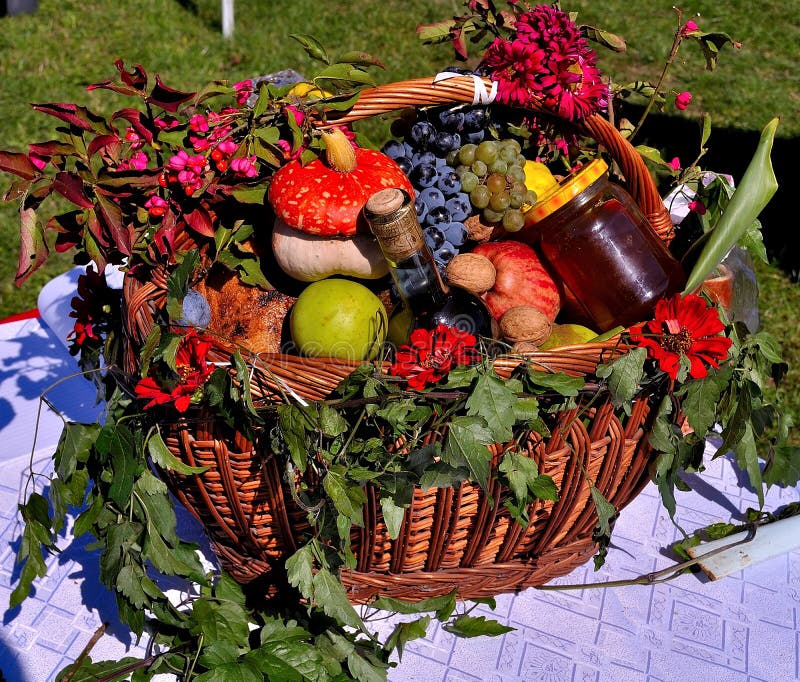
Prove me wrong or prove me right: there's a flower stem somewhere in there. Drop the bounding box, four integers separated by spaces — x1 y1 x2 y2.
629 10 685 143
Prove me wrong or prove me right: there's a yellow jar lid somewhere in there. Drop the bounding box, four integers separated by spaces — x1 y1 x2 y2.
525 159 608 225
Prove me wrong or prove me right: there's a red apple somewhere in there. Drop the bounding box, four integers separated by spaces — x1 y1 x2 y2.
472 241 561 322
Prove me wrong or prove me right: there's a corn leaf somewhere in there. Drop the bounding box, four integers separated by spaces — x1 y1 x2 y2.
684 118 779 293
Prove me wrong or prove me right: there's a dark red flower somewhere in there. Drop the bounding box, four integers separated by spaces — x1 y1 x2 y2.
390 323 481 390
135 328 215 412
628 293 732 380
480 5 607 121
67 265 119 353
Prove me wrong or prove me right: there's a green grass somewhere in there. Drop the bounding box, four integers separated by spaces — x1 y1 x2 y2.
0 0 796 438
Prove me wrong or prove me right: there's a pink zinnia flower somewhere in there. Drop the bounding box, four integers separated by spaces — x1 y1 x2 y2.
216 139 238 157
675 91 692 110
168 150 190 171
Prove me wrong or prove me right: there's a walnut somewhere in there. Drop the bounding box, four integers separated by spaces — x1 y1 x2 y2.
465 214 504 243
499 306 552 345
445 253 497 294
511 340 540 354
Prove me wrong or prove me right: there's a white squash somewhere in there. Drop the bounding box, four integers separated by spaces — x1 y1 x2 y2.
271 218 389 282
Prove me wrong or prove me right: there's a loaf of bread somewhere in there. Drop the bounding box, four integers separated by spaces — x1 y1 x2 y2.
195 268 295 354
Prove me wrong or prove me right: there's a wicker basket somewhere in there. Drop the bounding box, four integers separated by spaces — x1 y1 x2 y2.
121 75 675 602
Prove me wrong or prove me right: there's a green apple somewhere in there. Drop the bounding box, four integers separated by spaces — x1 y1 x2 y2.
540 323 599 350
290 278 388 360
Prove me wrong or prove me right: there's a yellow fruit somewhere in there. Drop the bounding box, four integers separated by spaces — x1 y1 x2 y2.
523 160 559 201
290 279 387 360
287 82 332 100
540 323 599 350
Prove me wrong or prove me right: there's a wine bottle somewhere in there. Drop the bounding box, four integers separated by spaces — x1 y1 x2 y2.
363 188 493 344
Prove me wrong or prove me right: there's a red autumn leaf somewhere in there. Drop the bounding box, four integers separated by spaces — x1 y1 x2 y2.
0 150 37 180
185 206 215 238
87 59 147 95
48 211 84 253
16 206 48 285
147 75 195 113
87 134 123 160
28 140 75 158
453 28 468 60
52 172 94 209
31 102 97 132
112 108 155 145
95 193 132 256
86 208 111 248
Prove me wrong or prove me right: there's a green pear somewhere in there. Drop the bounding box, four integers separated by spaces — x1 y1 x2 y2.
540 323 599 350
290 278 388 360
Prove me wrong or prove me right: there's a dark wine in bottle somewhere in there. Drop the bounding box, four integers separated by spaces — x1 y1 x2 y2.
363 188 493 344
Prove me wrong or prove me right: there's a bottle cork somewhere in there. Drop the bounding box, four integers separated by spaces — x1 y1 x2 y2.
363 188 424 263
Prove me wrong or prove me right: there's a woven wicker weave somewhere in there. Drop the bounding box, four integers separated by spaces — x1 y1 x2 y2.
121 75 675 602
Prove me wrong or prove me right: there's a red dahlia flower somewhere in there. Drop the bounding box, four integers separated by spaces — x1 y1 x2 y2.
135 328 215 412
480 5 607 121
390 323 481 390
628 293 732 380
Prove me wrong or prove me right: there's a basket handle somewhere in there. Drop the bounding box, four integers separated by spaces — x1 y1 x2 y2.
324 75 674 242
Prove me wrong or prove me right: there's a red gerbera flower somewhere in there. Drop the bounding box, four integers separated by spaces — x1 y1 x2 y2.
135 327 215 412
628 293 732 380
390 323 481 390
480 5 607 121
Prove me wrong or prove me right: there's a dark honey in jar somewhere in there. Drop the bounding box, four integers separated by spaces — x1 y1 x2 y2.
525 160 685 331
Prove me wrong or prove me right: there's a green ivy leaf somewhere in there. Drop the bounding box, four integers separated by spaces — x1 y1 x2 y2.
198 641 242 667
346 649 388 682
372 590 456 620
191 598 251 645
733 422 764 507
54 422 100 480
286 545 314 600
466 372 516 443
442 615 514 638
380 496 405 540
525 370 584 397
195 662 263 682
596 347 647 410
680 371 728 436
166 249 200 321
442 416 493 493
323 466 366 527
418 461 469 491
499 451 539 505
148 430 209 474
312 568 365 631
278 405 311 471
55 657 143 682
385 616 430 661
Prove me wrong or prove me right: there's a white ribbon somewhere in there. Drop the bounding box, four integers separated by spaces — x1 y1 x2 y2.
433 71 498 106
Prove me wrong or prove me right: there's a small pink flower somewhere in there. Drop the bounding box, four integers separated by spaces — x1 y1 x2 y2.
286 105 304 127
186 154 208 175
124 127 144 149
688 199 707 215
189 114 209 133
681 19 700 37
230 155 258 178
168 150 190 171
675 91 692 110
216 139 238 156
29 150 48 171
154 115 180 130
144 195 168 219
129 151 149 171
668 157 681 171
234 79 253 106
190 135 211 153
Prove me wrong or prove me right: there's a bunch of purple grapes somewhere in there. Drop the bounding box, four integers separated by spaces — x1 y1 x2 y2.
382 106 492 271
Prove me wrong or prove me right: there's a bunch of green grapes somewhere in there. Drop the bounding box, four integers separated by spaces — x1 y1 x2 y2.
449 139 538 232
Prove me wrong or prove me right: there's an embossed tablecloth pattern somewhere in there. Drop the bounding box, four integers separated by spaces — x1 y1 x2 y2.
1 314 798 682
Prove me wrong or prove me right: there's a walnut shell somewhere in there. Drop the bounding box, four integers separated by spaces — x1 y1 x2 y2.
499 305 552 345
465 214 505 243
446 253 497 295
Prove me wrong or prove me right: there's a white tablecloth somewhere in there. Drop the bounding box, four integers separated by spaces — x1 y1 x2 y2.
1 270 798 681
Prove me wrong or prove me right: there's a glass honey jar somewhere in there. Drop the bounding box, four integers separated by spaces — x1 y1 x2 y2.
525 159 686 331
